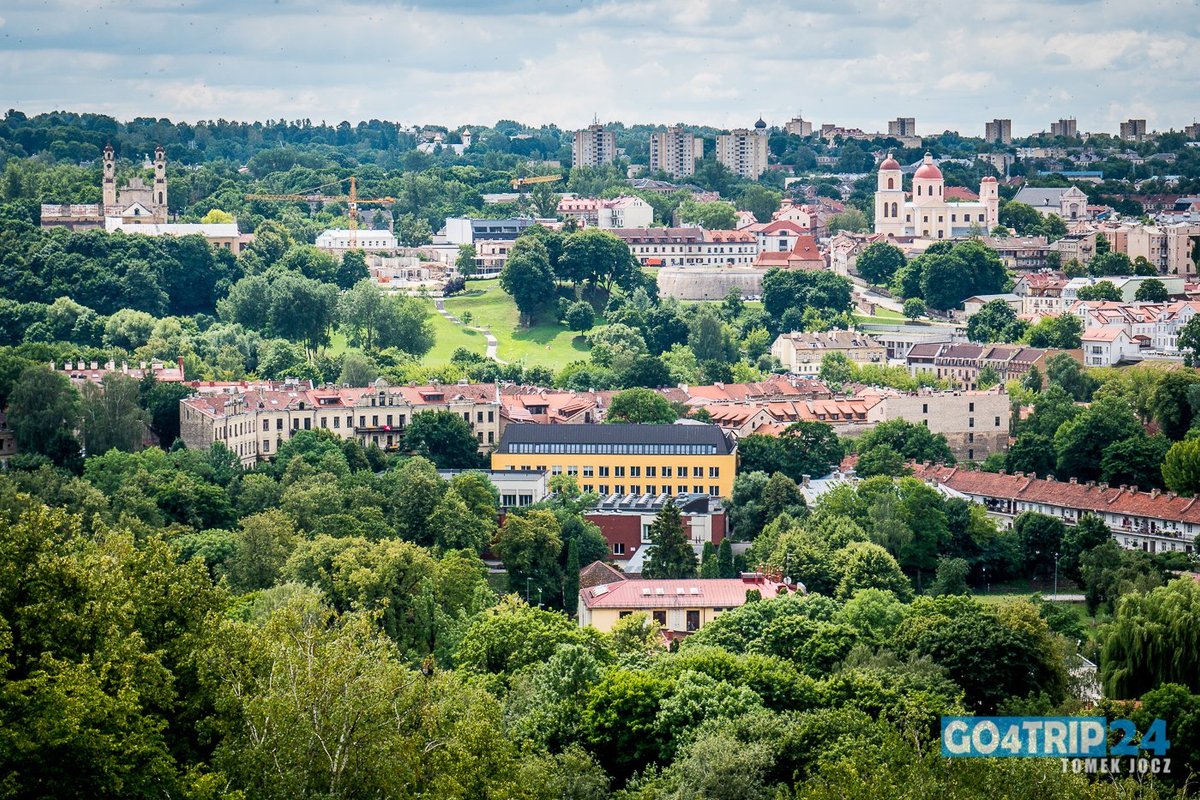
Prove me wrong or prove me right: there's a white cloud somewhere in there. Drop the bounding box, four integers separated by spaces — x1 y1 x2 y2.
0 0 1194 135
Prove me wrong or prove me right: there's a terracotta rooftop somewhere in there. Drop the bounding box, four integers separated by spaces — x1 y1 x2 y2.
580 572 789 609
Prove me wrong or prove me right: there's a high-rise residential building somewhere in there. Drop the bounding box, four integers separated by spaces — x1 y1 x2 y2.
649 126 703 179
715 119 769 179
784 115 812 137
1120 119 1148 142
985 118 1012 144
571 123 617 169
1186 122 1200 141
888 117 917 137
1050 118 1078 138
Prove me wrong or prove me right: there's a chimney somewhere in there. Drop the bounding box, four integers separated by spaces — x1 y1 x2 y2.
90 361 99 370
1069 477 1077 484
177 356 185 376
801 474 811 487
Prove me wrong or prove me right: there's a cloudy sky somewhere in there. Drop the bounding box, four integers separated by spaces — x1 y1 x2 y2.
1 0 1196 136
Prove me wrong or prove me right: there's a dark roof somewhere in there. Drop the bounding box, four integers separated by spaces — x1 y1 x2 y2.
496 423 735 454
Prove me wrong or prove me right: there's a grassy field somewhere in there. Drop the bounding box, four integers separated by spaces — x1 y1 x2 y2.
423 306 489 365
441 281 591 369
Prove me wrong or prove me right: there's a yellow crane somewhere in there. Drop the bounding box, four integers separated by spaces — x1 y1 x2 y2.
510 174 562 190
245 177 395 248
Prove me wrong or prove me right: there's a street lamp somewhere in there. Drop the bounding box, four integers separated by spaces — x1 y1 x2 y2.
538 587 544 609
982 565 989 595
526 577 531 605
1053 551 1060 600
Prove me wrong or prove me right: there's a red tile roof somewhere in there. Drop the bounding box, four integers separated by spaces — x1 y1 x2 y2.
911 463 1200 525
580 575 788 609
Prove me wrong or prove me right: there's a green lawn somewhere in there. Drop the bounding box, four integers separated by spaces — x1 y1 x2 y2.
423 306 488 365
440 281 591 369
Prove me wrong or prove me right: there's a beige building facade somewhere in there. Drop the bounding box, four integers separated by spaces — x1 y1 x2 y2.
715 122 769 179
572 123 618 169
650 127 703 178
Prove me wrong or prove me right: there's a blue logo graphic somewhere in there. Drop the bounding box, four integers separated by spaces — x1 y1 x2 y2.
941 717 1171 759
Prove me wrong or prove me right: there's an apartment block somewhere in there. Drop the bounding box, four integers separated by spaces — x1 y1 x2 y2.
650 127 703 178
571 123 618 169
784 116 813 137
715 123 769 179
770 330 887 376
1120 119 1148 142
1049 118 1078 138
985 118 1012 144
888 117 917 137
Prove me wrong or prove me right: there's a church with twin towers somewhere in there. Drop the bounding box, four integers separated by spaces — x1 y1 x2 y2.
874 153 999 239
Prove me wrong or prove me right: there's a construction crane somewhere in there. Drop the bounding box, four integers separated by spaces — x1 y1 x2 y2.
510 174 562 190
245 177 395 248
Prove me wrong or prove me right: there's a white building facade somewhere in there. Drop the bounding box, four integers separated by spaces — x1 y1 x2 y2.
874 153 999 239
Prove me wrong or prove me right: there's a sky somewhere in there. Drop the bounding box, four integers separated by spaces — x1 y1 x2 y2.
1 0 1197 136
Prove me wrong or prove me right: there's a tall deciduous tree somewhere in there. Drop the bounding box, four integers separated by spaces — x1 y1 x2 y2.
606 388 678 423
7 364 81 464
403 410 481 469
499 237 555 325
1101 579 1200 698
79 372 146 455
855 242 906 286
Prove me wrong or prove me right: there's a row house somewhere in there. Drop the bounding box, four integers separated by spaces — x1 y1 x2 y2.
610 227 757 267
180 381 503 467
752 235 825 271
771 330 887 376
1013 272 1068 318
555 196 654 229
661 375 832 407
498 386 607 425
978 236 1053 271
911 463 1199 555
906 344 1080 389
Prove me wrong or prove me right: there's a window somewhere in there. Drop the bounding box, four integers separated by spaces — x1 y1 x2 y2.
645 484 656 494
686 610 700 632
968 432 974 443
968 449 974 460
359 415 366 427
320 417 327 428
969 418 975 428
599 466 610 477
598 485 609 494
304 418 311 430
262 420 269 432
488 431 494 443
333 417 340 428
692 466 703 478
263 439 270 452
646 466 657 477
678 484 688 494
502 494 517 506
477 411 484 422
922 403 928 413
615 466 626 477
969 402 975 412
583 466 594 477
710 485 720 496
613 543 625 555
372 415 378 426
488 411 494 422
583 484 593 492
641 524 652 542
662 466 672 477
709 466 719 478
614 485 625 494
630 466 641 477
995 416 1001 427
678 465 687 476
631 484 641 495
652 610 666 626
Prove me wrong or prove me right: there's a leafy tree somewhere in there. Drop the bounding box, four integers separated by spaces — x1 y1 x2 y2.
819 352 854 386
998 201 1043 236
736 184 782 223
267 271 339 357
1013 512 1066 578
1100 432 1169 491
140 379 195 446
641 500 698 579
967 299 1027 343
1005 432 1057 476
678 200 738 230
79 371 146 456
429 488 492 552
737 423 845 483
403 410 482 469
227 509 298 592
1181 315 1200 367
930 556 970 595
1053 395 1142 481
902 297 926 320
1023 313 1082 349
717 538 735 578
1075 281 1122 302
558 228 637 292
563 300 595 332
835 542 913 601
1163 438 1200 496
606 387 678 423
856 419 954 465
1088 251 1132 277
855 242 906 286
827 208 869 233
1150 370 1200 440
1046 353 1097 401
499 237 555 325
337 351 379 386
455 243 477 277
494 510 565 607
7 364 80 464
854 444 908 478
1101 579 1200 698
1135 278 1169 302
688 306 737 363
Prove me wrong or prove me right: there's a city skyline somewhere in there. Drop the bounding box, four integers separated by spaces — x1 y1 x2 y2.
1 0 1197 134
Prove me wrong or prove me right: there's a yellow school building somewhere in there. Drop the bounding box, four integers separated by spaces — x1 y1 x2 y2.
491 423 737 498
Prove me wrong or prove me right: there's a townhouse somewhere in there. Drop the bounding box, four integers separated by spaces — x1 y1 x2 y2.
611 227 757 267
771 330 887 376
912 463 1199 555
906 344 1081 389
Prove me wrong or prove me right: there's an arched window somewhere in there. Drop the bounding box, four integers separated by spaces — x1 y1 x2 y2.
887 177 894 189
891 202 898 217
917 185 922 196
883 204 889 218
938 185 942 195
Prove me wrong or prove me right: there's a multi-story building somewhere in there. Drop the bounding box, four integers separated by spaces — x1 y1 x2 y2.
1013 272 1068 317
571 123 618 169
180 382 503 467
556 196 654 229
611 227 757 267
1050 118 1078 138
491 423 737 498
314 229 398 252
784 116 813 137
878 391 1010 462
888 117 917 137
585 493 726 562
1186 123 1200 141
437 468 549 509
1120 119 1148 142
443 217 538 245
715 121 769 179
771 330 887 376
979 236 1052 270
1011 186 1090 220
911 463 1199 555
985 118 1013 144
649 127 703 179
1053 231 1099 265
577 564 790 635
906 344 1080 389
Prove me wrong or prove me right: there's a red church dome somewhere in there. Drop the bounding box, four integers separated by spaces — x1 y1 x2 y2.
914 153 942 180
879 154 901 171
981 176 998 183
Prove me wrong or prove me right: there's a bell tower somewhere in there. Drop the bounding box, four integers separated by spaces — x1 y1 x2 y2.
874 153 906 236
102 144 117 209
153 145 167 216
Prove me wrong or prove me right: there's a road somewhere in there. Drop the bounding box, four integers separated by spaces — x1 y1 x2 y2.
434 298 503 363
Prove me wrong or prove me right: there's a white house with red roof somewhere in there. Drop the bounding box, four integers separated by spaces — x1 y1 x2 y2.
874 153 1000 238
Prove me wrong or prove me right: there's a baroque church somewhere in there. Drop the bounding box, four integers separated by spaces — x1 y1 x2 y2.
874 152 999 239
41 144 169 231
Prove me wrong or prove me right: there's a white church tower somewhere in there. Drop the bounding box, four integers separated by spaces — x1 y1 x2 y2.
979 175 1000 231
873 153 905 236
102 144 117 209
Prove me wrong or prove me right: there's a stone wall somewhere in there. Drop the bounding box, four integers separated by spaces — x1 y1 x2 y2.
656 266 765 301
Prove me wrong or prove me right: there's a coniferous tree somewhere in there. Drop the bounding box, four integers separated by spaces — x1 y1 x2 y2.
717 538 736 579
641 501 697 579
564 538 581 616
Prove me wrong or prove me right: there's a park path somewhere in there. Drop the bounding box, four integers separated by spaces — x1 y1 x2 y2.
434 298 504 363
